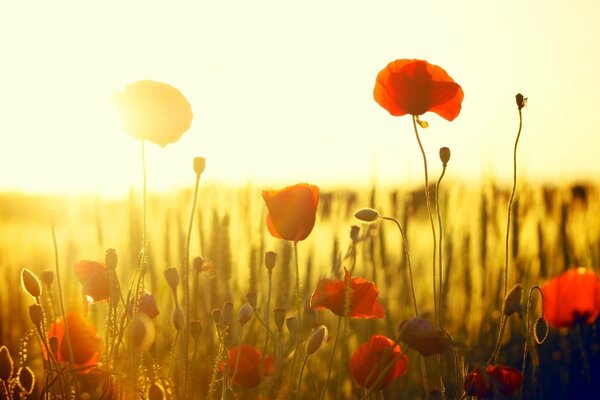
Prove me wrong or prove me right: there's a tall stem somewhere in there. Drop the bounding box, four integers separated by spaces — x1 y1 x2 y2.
319 315 342 400
412 116 438 323
436 167 447 328
230 326 244 389
293 242 301 325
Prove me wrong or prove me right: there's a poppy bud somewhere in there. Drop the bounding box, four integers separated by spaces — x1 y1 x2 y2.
172 306 184 331
264 251 276 272
354 208 380 223
350 225 360 243
503 284 523 317
17 366 35 395
0 345 13 381
164 268 179 291
439 147 451 167
222 301 234 328
516 93 527 110
148 382 166 400
193 157 206 176
286 316 298 334
273 308 286 330
306 325 328 356
29 304 44 328
190 320 203 339
138 292 160 319
212 308 222 325
105 248 118 269
21 268 41 298
40 270 54 287
48 336 59 356
238 303 253 325
245 292 258 309
193 256 206 274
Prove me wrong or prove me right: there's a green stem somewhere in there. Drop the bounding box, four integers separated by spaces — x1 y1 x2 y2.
297 354 309 396
261 270 273 380
293 242 301 325
319 315 342 400
230 325 244 389
436 167 446 327
412 116 438 324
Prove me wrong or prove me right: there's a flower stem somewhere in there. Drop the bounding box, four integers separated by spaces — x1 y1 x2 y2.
297 353 309 395
293 241 301 325
412 116 438 324
435 166 447 328
230 325 244 389
319 315 342 400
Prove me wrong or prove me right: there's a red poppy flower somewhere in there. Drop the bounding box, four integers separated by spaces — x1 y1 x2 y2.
374 59 464 121
310 271 385 318
221 344 274 387
464 365 523 399
262 183 319 243
47 312 101 372
350 335 408 390
113 80 193 147
541 267 600 327
73 260 110 303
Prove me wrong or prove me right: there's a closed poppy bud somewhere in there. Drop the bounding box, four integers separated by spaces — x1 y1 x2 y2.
29 304 44 328
504 284 523 318
273 308 286 330
245 292 258 309
350 335 408 390
262 183 319 243
190 320 203 339
306 325 328 356
397 318 452 357
138 292 160 320
354 208 380 223
40 270 54 287
350 225 360 242
193 157 206 176
238 303 253 325
105 249 118 270
0 345 13 381
439 147 451 167
264 251 277 272
148 382 166 400
17 366 35 395
164 268 179 291
212 309 222 326
21 268 41 298
172 306 184 331
516 93 527 110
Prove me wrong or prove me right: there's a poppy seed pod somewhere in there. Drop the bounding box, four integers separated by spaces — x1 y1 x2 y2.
212 309 222 325
148 382 166 400
504 284 523 317
193 157 206 176
238 303 254 325
0 345 14 381
350 225 360 242
190 320 203 339
516 93 527 110
105 249 118 270
17 366 35 395
164 268 179 291
439 147 451 167
138 292 160 319
29 304 44 328
21 268 41 298
354 208 380 223
264 251 277 272
273 308 286 330
40 270 54 287
306 325 328 356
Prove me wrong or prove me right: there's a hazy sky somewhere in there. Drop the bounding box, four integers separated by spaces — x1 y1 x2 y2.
1 1 599 196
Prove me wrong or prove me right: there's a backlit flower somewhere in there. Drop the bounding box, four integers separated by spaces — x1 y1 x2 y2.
221 344 274 387
310 271 385 318
47 312 101 372
262 183 319 243
541 267 600 327
374 59 463 121
73 260 110 303
464 365 523 399
350 335 408 390
113 80 193 147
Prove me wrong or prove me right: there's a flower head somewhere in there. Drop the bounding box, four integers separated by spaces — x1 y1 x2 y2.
221 344 274 387
374 59 463 121
113 80 193 147
397 318 452 357
73 260 110 303
350 335 408 390
47 312 101 372
262 183 319 243
541 267 600 327
310 271 385 318
464 365 523 399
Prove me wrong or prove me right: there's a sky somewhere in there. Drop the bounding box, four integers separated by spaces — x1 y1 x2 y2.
1 1 599 196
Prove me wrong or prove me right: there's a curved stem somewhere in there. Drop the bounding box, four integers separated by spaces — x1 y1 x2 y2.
261 270 273 380
521 286 544 382
230 325 244 389
297 353 309 396
436 166 447 328
293 242 301 324
412 116 438 324
319 315 342 400
381 216 419 318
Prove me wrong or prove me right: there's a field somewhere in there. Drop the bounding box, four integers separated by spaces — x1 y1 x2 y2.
1 179 599 399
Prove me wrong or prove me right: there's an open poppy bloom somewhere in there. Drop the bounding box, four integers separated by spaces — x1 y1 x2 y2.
47 312 101 372
350 335 408 390
397 318 452 357
221 344 274 387
310 271 385 318
113 80 193 147
262 183 319 243
464 365 523 399
541 267 600 327
374 59 464 121
73 260 110 303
